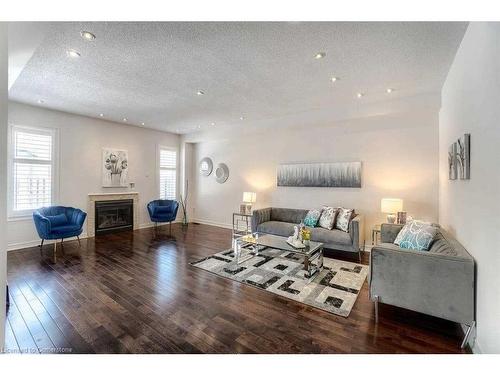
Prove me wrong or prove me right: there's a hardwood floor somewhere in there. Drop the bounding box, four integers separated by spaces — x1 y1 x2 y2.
5 223 469 354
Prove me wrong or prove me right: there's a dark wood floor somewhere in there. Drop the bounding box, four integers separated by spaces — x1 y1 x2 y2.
5 223 469 354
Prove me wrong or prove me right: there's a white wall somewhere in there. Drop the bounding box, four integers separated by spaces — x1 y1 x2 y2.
190 110 439 243
7 101 180 250
439 22 500 353
0 22 8 351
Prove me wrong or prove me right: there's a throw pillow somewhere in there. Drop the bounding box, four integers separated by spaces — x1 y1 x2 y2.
335 208 354 232
303 209 321 227
318 206 338 230
394 220 438 251
46 214 68 227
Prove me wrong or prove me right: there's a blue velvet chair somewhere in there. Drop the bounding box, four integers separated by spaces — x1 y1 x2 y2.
33 206 87 263
147 200 179 234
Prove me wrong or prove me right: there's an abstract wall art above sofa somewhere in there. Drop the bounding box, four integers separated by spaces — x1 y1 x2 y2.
277 161 361 188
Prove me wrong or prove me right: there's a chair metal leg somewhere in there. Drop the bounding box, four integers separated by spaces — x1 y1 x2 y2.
169 221 172 235
461 321 475 349
53 241 57 264
358 249 362 263
373 295 380 323
39 239 44 257
77 236 81 246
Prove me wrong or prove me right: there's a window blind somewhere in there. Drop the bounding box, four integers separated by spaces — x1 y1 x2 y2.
11 127 54 212
159 148 176 200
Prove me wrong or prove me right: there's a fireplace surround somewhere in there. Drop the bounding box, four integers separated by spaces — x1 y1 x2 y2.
87 192 139 237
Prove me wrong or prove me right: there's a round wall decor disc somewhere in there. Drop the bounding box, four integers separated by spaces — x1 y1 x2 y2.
215 163 229 183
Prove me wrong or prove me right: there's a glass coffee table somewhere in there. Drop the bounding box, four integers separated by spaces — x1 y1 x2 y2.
235 233 324 280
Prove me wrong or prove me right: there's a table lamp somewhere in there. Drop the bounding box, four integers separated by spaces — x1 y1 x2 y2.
242 192 256 215
381 198 403 224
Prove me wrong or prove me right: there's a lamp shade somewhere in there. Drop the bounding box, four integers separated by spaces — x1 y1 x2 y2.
242 192 256 203
381 198 403 213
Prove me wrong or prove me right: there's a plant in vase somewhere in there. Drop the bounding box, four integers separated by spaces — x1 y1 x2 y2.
180 179 189 226
301 227 311 246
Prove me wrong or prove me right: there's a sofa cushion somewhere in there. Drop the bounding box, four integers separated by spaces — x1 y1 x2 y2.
395 220 438 251
46 214 68 227
318 206 338 230
270 208 308 224
303 209 321 227
335 208 354 232
257 221 296 237
309 227 352 246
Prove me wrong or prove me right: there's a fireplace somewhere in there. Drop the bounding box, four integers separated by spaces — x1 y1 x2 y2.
95 199 134 235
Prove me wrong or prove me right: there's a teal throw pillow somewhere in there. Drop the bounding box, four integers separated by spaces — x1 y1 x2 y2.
394 220 438 251
303 209 321 227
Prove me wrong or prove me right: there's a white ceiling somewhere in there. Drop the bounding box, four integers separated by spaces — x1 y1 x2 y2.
8 22 467 134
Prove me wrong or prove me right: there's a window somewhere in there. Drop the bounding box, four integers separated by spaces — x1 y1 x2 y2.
9 125 57 216
158 147 177 200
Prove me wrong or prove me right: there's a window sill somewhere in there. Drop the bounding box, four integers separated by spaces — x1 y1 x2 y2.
8 215 33 222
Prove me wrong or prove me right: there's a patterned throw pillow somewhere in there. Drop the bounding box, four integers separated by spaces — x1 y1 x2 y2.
318 206 338 230
303 209 321 227
335 208 354 232
394 220 438 251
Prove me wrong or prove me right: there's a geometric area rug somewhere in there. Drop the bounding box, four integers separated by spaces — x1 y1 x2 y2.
191 247 368 317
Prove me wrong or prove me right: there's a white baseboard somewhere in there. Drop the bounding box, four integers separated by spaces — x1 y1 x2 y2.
192 218 232 230
7 220 182 251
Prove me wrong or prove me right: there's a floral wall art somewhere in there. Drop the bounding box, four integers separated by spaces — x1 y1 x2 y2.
102 148 129 187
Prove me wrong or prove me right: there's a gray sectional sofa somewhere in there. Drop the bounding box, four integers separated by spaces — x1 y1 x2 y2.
251 207 364 261
370 223 475 348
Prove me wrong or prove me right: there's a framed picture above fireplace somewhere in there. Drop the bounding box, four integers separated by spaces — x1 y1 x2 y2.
102 148 129 187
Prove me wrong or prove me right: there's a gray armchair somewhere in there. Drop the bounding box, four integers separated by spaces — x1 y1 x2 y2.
369 223 475 348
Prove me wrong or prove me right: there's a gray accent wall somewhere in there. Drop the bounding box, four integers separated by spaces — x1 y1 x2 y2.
187 109 440 243
439 22 500 353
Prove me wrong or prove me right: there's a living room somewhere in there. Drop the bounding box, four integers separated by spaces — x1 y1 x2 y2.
0 0 499 372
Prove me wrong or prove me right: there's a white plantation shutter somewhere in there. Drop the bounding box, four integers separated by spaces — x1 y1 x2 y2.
10 126 55 213
159 148 176 200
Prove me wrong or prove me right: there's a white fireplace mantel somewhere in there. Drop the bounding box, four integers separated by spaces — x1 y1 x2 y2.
87 192 140 237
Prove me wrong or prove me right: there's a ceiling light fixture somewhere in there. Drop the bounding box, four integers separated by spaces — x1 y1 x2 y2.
314 52 326 59
240 116 244 120
357 92 364 98
211 122 215 126
99 113 104 117
67 49 81 58
37 99 44 104
123 118 128 122
80 31 96 41
386 88 394 93
141 122 145 126
331 76 339 83
197 90 205 96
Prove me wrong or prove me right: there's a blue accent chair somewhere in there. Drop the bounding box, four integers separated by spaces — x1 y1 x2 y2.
147 200 179 234
33 206 87 263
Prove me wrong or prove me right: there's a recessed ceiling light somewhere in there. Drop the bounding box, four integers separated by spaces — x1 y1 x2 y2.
197 125 201 129
197 90 205 96
357 93 364 98
99 113 104 117
386 88 394 93
141 122 145 126
37 99 44 104
211 122 215 126
80 31 96 41
331 76 339 83
240 116 244 120
314 52 326 59
66 49 81 58
123 118 128 122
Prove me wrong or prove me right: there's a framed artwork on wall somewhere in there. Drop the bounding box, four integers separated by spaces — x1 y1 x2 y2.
456 133 470 180
102 148 129 187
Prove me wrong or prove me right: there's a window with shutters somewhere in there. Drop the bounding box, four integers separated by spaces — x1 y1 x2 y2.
158 147 177 200
8 125 58 217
